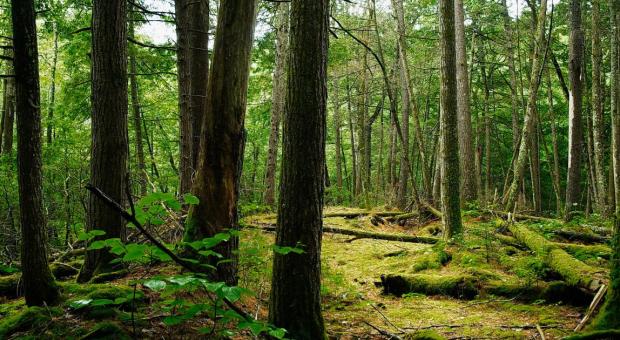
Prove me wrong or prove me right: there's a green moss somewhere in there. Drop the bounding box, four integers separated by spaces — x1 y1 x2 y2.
51 260 83 279
382 273 479 299
80 321 131 340
0 306 62 338
562 330 620 340
89 269 129 283
404 330 446 339
0 274 20 298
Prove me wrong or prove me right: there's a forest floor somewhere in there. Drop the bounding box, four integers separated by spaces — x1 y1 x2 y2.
0 206 611 339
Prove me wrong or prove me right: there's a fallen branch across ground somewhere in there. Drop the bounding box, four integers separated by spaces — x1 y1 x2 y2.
245 223 440 244
484 210 558 224
553 229 610 244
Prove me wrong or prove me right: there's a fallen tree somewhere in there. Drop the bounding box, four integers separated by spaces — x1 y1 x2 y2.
495 233 611 260
553 229 610 244
484 210 558 224
245 223 440 244
507 224 606 292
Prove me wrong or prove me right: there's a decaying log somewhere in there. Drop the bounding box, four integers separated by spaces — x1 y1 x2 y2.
485 210 558 224
245 223 439 244
508 224 606 292
324 211 404 218
495 233 611 259
553 229 610 244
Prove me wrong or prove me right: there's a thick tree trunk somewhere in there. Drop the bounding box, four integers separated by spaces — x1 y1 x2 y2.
269 0 329 338
129 9 148 196
592 0 608 215
439 0 463 239
46 25 58 145
565 0 585 219
78 0 129 283
184 0 257 285
503 0 548 212
264 2 289 207
176 0 193 195
11 0 60 306
454 0 476 203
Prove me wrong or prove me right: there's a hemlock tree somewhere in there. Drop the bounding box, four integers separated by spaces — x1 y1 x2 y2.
269 0 329 338
78 0 129 283
11 0 60 306
565 0 584 220
184 0 257 285
176 0 192 195
438 0 462 239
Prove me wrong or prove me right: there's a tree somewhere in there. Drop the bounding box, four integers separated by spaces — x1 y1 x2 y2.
454 0 477 203
176 0 192 195
592 0 608 215
438 0 463 239
11 0 60 305
565 0 584 219
184 0 257 285
78 0 129 283
1 73 14 155
268 0 329 338
264 2 290 207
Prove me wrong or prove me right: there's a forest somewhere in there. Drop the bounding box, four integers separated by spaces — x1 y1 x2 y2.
1 0 620 338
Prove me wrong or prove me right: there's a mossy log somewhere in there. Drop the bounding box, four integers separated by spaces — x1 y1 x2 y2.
508 224 606 291
495 232 611 259
324 211 404 218
53 248 86 263
553 229 610 244
89 269 129 283
562 330 620 340
386 211 421 223
50 260 82 279
247 223 439 244
381 273 591 305
485 210 558 223
0 274 20 298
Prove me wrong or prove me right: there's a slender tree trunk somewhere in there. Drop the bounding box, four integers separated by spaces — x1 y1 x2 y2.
2 75 14 155
264 2 289 207
439 0 463 239
334 78 343 191
592 0 608 215
0 78 5 153
78 0 129 283
129 8 148 196
565 0 585 219
504 0 548 212
11 0 60 306
348 85 358 198
546 69 563 214
501 0 520 153
176 0 193 195
46 24 58 145
269 0 329 337
184 0 257 285
454 0 476 203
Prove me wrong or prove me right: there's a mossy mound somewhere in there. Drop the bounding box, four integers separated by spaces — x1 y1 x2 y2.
0 274 20 298
404 330 447 340
80 321 131 340
51 260 83 279
0 306 62 338
562 330 620 340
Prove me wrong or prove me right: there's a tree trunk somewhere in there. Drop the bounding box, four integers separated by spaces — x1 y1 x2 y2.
184 0 257 285
529 109 542 213
592 0 608 215
176 0 193 195
11 0 60 306
546 69 563 215
348 85 358 198
129 8 148 196
565 0 585 219
501 0 520 154
439 0 463 239
264 2 289 207
503 0 548 212
269 0 328 338
46 24 58 145
78 0 129 283
334 78 343 191
454 0 476 203
1 75 14 155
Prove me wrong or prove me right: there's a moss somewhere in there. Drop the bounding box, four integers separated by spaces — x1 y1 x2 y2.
80 321 131 340
0 306 62 338
404 330 447 340
382 273 479 299
562 330 620 340
89 269 129 283
50 260 83 279
0 274 20 298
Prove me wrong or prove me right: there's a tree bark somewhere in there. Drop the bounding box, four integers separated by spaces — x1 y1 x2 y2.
439 0 463 239
546 69 563 215
1 75 14 155
78 0 129 283
269 0 329 338
184 0 257 285
334 78 343 191
264 2 289 207
501 0 520 154
503 0 548 212
46 24 58 145
11 0 60 306
454 0 477 203
176 0 193 195
592 0 608 215
565 0 585 219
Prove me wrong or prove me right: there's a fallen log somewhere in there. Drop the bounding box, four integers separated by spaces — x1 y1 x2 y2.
386 211 420 223
324 211 404 218
553 229 609 244
508 224 606 292
245 223 439 244
0 274 20 298
495 233 611 259
485 210 558 224
380 273 591 305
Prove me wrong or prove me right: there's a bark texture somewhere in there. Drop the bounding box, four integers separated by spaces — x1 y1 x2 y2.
78 0 129 283
184 0 257 285
11 0 60 306
592 0 608 215
268 0 329 338
176 0 193 195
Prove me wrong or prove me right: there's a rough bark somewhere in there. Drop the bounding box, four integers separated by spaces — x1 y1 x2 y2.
184 0 257 285
11 0 60 306
78 0 129 283
264 2 289 207
454 0 477 203
503 0 548 212
501 0 520 153
176 0 192 195
334 78 343 191
46 24 58 145
1 75 14 155
439 0 463 239
269 0 329 338
546 69 563 214
565 0 585 219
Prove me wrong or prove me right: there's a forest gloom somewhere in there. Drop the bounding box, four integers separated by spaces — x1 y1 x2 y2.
3 0 620 338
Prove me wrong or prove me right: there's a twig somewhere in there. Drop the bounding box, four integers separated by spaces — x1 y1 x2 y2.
363 321 403 340
536 324 545 340
575 284 608 331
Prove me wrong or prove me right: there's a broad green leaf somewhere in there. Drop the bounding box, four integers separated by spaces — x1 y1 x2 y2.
143 279 167 291
69 299 92 309
183 194 200 205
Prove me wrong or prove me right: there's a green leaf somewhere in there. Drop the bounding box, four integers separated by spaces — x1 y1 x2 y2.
183 194 200 205
143 279 167 291
239 321 268 336
219 286 244 302
198 250 222 258
273 245 304 255
268 327 287 339
69 299 92 309
88 240 107 250
90 299 114 306
202 281 225 293
163 315 185 326
113 297 128 305
168 276 196 286
123 244 148 261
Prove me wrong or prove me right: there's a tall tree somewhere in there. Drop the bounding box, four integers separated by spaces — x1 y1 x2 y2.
565 0 584 219
454 0 477 203
439 0 463 239
503 0 548 212
269 0 329 338
176 0 192 195
501 0 520 153
78 0 129 283
592 0 608 214
333 78 343 191
46 24 58 145
264 2 290 207
1 75 14 155
11 0 60 306
184 0 257 285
